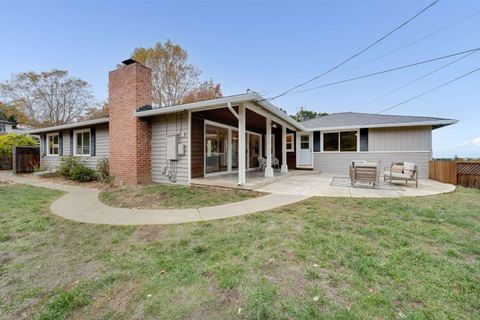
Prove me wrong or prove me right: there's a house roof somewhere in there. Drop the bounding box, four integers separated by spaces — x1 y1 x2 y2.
0 119 15 125
26 117 109 134
135 93 305 130
300 112 457 131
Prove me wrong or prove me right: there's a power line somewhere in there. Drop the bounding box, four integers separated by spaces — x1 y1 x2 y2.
266 0 440 101
280 47 480 96
377 66 480 114
348 9 480 72
350 49 478 111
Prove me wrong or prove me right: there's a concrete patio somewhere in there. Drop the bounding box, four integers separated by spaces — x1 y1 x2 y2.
255 173 455 198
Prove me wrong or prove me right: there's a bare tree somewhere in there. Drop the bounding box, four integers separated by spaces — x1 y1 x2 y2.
0 70 93 127
132 40 201 107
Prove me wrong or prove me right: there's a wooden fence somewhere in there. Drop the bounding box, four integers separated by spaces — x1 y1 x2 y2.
13 146 40 174
429 160 480 188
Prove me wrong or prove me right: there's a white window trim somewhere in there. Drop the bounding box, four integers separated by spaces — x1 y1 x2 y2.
321 129 360 152
286 133 294 152
73 128 91 156
46 132 60 156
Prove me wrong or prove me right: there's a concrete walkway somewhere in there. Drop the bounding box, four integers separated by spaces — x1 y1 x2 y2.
1 172 309 225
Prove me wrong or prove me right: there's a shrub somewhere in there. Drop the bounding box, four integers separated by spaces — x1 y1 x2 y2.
58 156 97 182
0 133 37 159
58 156 82 179
70 166 97 182
96 158 110 181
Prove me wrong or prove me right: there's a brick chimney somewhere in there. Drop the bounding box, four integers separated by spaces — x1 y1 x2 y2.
108 60 152 185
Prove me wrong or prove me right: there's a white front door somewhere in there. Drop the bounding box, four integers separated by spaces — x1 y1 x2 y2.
297 132 312 167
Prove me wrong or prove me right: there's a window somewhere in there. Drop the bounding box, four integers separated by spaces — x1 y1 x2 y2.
322 131 358 152
286 133 294 152
300 134 310 149
0 124 5 132
74 129 90 156
47 133 59 156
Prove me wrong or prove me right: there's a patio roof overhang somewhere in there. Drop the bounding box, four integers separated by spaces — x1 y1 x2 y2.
134 93 306 132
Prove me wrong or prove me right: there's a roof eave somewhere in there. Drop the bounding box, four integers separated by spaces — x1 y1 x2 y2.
26 117 110 134
303 119 458 131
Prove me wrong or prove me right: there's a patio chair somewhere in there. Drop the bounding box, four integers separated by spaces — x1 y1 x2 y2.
349 161 379 188
384 162 418 187
272 156 280 170
257 156 266 171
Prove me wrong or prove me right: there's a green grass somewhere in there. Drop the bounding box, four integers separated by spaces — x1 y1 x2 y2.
0 183 479 319
98 184 262 209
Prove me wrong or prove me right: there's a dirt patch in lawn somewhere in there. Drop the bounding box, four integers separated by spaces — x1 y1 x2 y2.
99 184 264 209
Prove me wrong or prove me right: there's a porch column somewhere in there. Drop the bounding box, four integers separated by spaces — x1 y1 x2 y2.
227 129 232 172
265 117 274 177
238 104 246 185
281 125 288 173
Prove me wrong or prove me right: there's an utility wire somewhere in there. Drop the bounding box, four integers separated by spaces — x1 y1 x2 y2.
349 9 480 72
277 47 480 96
266 0 440 101
377 66 480 114
351 49 478 111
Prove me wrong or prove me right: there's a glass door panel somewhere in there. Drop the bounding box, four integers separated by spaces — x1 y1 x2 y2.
205 124 228 174
248 134 260 168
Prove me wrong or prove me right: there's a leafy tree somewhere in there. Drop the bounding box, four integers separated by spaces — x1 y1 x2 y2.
291 107 328 121
132 40 201 107
0 101 28 125
182 80 222 104
80 102 109 120
0 134 37 160
0 70 93 127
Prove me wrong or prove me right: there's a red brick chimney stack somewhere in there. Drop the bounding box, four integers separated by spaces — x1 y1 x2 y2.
108 60 152 185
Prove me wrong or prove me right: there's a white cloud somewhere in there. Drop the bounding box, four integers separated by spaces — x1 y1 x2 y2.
473 136 480 147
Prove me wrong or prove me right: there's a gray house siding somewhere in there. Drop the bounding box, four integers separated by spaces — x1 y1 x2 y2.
313 151 431 178
368 126 432 152
40 124 109 171
151 112 189 185
313 126 433 178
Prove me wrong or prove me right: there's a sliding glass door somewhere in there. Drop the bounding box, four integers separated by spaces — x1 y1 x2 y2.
205 124 228 174
204 121 263 176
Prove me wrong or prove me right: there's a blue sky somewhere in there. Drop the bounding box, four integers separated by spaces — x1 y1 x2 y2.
0 0 479 157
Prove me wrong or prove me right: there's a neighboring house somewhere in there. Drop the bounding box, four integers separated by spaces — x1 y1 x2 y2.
27 60 457 185
0 119 14 134
0 119 28 135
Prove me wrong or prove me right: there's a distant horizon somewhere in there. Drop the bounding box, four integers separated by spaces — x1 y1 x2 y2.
1 0 479 158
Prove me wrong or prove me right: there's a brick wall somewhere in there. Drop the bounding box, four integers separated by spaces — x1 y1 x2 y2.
108 62 152 185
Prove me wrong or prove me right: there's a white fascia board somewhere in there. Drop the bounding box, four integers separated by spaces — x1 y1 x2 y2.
26 118 110 134
255 98 306 131
303 119 458 131
135 93 260 117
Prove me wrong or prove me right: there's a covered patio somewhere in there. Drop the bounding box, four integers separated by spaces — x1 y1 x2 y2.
190 96 305 186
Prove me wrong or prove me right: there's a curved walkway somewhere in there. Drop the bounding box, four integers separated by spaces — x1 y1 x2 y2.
1 172 455 226
1 172 308 225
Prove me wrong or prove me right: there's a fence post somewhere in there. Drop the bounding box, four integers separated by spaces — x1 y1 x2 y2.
12 146 17 174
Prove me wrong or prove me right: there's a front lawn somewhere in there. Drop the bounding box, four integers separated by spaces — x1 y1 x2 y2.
99 184 262 209
0 183 479 319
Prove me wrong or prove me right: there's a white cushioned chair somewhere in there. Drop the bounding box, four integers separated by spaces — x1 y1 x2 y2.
384 162 418 187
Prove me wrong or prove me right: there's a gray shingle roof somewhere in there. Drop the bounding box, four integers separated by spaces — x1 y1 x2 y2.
300 112 457 130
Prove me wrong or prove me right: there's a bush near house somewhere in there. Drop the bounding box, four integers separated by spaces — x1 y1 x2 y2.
0 133 37 169
58 156 97 182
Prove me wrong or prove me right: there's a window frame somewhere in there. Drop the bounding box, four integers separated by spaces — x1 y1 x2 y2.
285 133 294 152
73 128 91 156
46 132 60 156
321 129 359 152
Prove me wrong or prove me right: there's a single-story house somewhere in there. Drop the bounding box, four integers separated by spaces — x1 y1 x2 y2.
27 59 457 185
